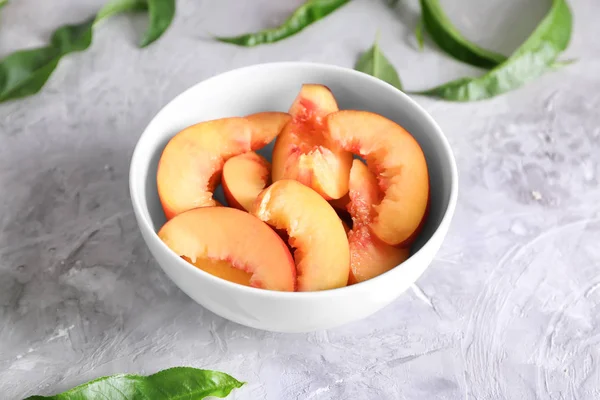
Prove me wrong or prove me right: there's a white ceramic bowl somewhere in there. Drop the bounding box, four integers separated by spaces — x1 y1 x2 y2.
129 62 458 333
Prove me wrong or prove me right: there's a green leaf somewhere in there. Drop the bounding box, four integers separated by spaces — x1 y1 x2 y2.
216 0 350 46
414 17 425 51
552 57 576 68
96 0 174 47
0 19 95 102
419 0 507 68
415 0 572 101
96 0 147 22
24 367 244 400
0 0 174 103
355 36 403 91
139 0 175 47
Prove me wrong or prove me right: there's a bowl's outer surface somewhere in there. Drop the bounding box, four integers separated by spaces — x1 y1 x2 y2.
129 62 458 333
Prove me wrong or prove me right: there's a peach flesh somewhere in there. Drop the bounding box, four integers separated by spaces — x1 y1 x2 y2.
157 112 290 220
252 180 350 291
348 226 411 284
345 160 411 283
185 257 252 287
222 152 271 211
327 110 429 246
272 84 352 200
158 207 296 291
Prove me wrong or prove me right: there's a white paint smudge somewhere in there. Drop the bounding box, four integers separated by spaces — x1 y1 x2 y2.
531 190 543 201
510 220 528 236
411 283 434 309
47 325 74 343
305 378 345 399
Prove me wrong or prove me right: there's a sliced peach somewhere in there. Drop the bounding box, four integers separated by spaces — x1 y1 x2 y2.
327 111 429 246
347 160 379 223
272 84 353 200
222 152 271 211
157 112 290 220
252 180 350 291
348 226 410 284
158 207 295 291
346 160 411 283
186 258 252 287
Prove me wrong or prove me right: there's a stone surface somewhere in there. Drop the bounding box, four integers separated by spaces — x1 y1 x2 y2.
1 0 599 398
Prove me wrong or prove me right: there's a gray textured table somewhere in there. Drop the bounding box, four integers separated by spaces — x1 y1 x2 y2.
1 0 599 399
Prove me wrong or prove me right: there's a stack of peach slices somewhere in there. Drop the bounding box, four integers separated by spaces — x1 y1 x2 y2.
156 84 429 292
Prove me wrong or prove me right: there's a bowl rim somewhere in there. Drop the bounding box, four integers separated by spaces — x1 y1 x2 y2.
129 61 458 299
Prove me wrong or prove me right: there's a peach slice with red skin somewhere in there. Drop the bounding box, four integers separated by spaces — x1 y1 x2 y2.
186 258 253 287
252 180 350 291
348 226 411 284
346 160 410 284
158 207 296 291
157 112 290 220
327 111 429 246
222 152 271 211
272 84 353 200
